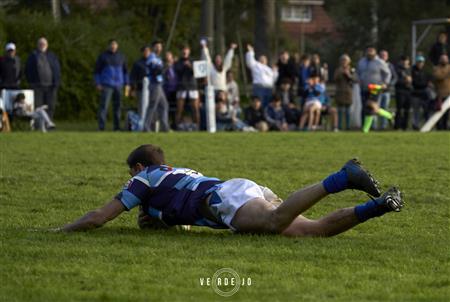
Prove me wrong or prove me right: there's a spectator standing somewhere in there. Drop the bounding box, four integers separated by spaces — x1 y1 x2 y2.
174 45 199 129
429 32 449 66
25 37 61 119
144 40 170 132
309 54 328 83
130 45 151 122
297 54 311 103
411 55 432 130
432 54 450 130
276 50 297 92
379 50 398 129
245 44 278 108
357 46 391 125
264 94 288 131
163 51 178 128
202 41 236 93
394 56 413 130
94 39 129 131
334 54 356 130
226 71 241 119
244 96 268 132
0 43 21 89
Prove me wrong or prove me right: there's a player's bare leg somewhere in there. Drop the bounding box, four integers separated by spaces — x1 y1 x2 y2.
282 187 404 237
231 159 383 234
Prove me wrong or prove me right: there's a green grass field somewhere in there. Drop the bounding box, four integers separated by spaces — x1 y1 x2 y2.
1 131 449 301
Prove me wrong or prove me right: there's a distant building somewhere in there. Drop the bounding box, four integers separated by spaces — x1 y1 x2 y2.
280 0 337 51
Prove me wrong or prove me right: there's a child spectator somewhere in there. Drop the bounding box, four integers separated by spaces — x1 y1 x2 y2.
216 90 249 131
299 74 324 131
284 102 301 130
264 94 288 131
244 96 268 132
13 93 55 132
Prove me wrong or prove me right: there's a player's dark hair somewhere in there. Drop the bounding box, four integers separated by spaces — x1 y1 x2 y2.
127 144 165 168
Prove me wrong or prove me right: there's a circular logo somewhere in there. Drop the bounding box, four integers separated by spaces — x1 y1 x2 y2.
211 268 241 297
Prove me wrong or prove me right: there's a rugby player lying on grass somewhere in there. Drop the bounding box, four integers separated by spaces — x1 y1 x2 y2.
59 144 404 236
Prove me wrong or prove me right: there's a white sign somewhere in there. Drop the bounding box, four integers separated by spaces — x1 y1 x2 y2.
193 60 208 78
1 89 35 112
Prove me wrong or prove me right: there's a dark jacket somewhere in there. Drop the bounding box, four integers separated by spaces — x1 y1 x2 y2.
25 50 61 87
395 64 412 91
130 57 148 90
276 58 297 86
429 42 449 66
411 65 430 94
174 57 197 91
244 106 265 126
94 50 129 87
0 55 21 89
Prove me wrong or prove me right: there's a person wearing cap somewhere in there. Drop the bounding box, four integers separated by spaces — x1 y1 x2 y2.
411 55 432 130
25 37 61 119
0 42 22 90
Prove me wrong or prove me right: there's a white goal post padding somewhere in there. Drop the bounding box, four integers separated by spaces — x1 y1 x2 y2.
420 96 450 132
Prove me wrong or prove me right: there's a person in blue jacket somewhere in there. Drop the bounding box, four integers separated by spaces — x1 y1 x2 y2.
94 39 129 131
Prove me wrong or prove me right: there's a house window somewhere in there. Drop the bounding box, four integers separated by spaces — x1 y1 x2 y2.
281 5 312 22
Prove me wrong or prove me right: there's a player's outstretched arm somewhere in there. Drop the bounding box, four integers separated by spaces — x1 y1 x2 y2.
60 198 126 232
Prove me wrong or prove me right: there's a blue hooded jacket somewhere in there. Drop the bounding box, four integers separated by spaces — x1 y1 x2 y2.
94 50 129 87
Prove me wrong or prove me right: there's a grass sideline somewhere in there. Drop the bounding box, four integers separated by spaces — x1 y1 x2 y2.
1 131 449 302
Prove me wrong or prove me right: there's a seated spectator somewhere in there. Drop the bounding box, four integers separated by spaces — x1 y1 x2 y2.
319 94 339 132
226 70 241 119
244 96 269 132
264 94 288 131
245 44 278 108
279 78 294 106
299 74 324 131
12 93 55 132
215 90 250 131
284 102 301 130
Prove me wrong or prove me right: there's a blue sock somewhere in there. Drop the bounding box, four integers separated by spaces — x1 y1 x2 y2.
322 169 348 193
354 199 390 222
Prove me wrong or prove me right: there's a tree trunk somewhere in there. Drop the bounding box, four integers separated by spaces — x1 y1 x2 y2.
215 0 225 55
200 0 215 53
254 0 275 61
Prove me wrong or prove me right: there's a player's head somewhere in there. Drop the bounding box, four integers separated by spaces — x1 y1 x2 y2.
127 144 165 176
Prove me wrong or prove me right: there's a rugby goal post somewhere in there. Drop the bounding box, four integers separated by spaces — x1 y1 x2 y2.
420 95 450 132
194 60 216 133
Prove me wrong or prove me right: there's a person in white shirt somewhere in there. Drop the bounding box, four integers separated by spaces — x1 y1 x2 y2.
226 70 241 120
245 44 278 107
201 41 237 93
